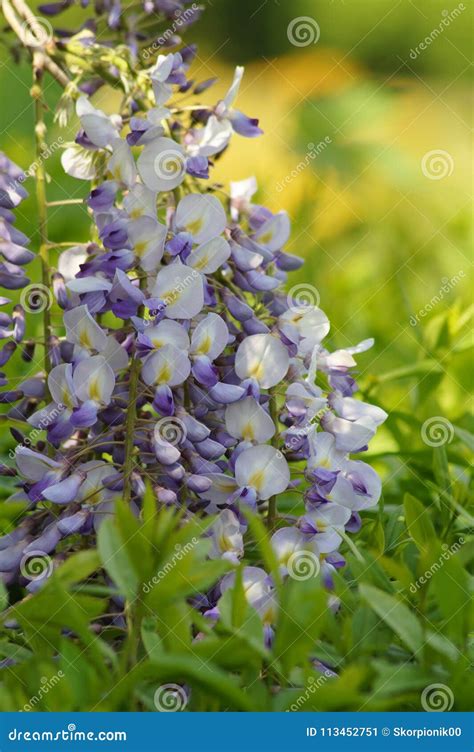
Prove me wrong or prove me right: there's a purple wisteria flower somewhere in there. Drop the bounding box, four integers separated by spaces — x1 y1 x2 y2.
0 1 387 648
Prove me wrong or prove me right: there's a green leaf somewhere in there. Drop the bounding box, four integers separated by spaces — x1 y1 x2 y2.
360 584 424 655
403 493 436 550
97 517 139 600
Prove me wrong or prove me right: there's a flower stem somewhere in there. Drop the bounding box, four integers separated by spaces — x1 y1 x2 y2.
32 52 52 399
123 286 145 503
267 391 280 531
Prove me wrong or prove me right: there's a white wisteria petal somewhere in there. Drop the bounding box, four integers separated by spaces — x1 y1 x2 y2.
72 355 115 405
66 277 112 294
322 412 378 453
152 262 204 319
150 53 174 82
271 527 319 567
58 245 88 282
331 394 388 427
253 211 290 251
141 344 191 386
281 307 330 349
123 183 157 219
223 66 244 108
77 95 120 147
137 137 186 192
210 509 243 562
235 333 289 389
186 236 231 274
201 473 238 505
174 194 226 244
145 320 190 350
128 216 167 271
190 313 228 360
342 459 382 510
225 397 275 442
48 363 77 409
61 145 97 181
64 305 108 352
308 431 345 468
235 445 290 500
102 336 129 372
108 140 137 187
190 115 233 157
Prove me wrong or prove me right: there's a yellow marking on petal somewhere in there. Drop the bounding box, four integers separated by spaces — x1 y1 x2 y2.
79 329 92 349
130 208 142 219
88 377 101 402
162 288 180 305
149 336 164 348
241 423 255 441
249 361 265 381
62 389 73 409
156 364 172 384
135 240 147 257
218 534 234 553
192 254 209 271
248 469 265 492
185 217 203 236
194 334 211 355
258 230 273 244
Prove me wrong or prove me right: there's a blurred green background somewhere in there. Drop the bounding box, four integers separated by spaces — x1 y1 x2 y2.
0 0 472 485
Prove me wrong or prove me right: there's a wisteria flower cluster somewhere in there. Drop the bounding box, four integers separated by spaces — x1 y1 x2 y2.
0 0 387 640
